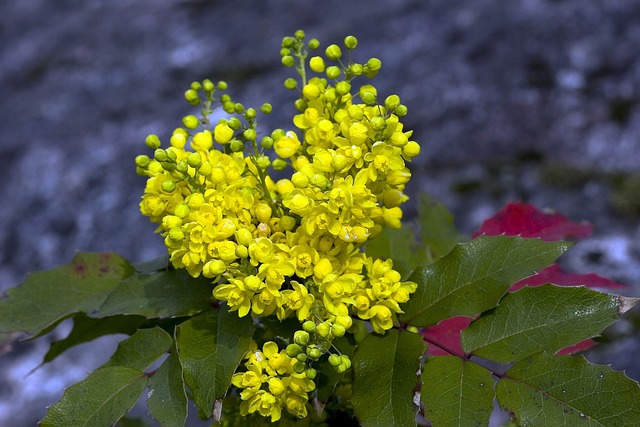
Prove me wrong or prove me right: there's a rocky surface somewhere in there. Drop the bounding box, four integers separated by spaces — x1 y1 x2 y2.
1 0 639 425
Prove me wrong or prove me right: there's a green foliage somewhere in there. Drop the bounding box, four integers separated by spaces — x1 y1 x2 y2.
351 329 426 426
40 366 148 427
421 357 494 426
175 309 255 419
461 285 626 363
497 352 640 425
0 252 135 336
2 211 639 426
399 235 570 327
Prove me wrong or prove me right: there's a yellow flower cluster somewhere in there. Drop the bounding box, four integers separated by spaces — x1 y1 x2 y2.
137 32 419 337
137 30 421 422
231 341 316 422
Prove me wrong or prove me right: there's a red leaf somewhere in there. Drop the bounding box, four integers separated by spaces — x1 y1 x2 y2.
510 264 628 291
421 316 473 356
473 202 593 241
556 339 597 355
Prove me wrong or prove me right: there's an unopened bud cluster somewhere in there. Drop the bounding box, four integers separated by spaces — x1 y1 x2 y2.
137 30 421 422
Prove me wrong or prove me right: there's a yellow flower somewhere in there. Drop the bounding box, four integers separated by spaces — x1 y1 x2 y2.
245 390 281 422
290 243 318 278
281 280 315 321
284 393 308 419
213 279 253 317
248 237 274 265
274 131 301 158
365 304 394 333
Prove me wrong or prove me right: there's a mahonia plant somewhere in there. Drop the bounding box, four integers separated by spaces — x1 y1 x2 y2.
135 29 420 422
1 29 640 427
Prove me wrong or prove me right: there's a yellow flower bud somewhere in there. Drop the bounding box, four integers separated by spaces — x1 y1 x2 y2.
280 215 297 231
255 203 272 224
302 83 321 100
403 141 420 158
291 172 309 188
203 259 226 278
268 378 287 396
275 179 295 195
313 258 333 280
174 203 190 218
214 123 234 144
190 130 212 151
170 132 186 149
235 228 253 246
309 56 325 73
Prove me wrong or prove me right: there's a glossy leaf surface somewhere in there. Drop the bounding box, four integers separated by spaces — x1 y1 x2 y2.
422 356 494 427
497 352 640 426
351 329 426 427
399 235 570 327
461 285 632 363
40 366 147 427
175 308 255 418
0 252 135 335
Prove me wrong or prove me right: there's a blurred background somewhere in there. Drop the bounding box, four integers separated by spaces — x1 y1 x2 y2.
1 0 639 425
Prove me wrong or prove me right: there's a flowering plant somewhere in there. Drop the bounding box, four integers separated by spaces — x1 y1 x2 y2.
1 30 640 426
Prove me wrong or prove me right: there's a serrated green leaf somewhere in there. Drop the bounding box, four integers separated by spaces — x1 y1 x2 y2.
496 352 640 426
461 285 626 363
0 252 135 336
351 329 426 427
418 193 464 261
365 224 426 279
147 346 187 427
421 356 494 427
175 308 255 419
94 268 213 319
101 327 173 371
399 236 570 327
40 366 148 427
43 314 147 365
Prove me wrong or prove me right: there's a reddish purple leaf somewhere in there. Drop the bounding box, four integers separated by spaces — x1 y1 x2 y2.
510 264 628 292
421 316 473 356
473 202 593 241
556 339 596 355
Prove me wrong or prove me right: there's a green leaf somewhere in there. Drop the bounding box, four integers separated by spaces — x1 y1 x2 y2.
0 252 135 336
399 236 570 327
175 308 255 419
461 285 634 363
418 193 464 261
95 268 214 319
147 346 187 427
421 356 494 427
40 366 148 427
365 224 426 279
351 329 426 427
43 314 147 365
496 352 640 426
101 327 173 371
133 255 169 274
